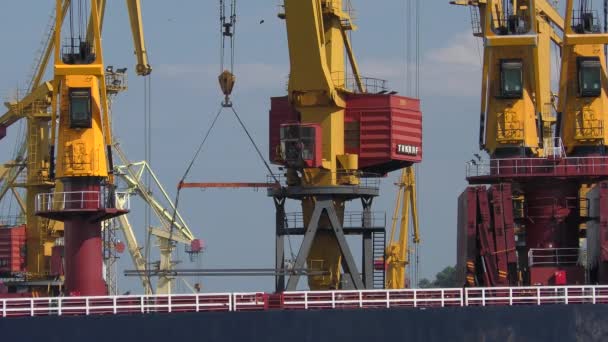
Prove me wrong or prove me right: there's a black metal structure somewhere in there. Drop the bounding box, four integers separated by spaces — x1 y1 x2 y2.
269 184 386 292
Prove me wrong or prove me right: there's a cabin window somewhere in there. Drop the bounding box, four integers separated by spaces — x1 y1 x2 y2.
578 58 602 97
500 60 523 99
69 88 92 128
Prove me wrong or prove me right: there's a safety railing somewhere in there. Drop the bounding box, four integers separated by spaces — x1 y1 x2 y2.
528 248 580 267
331 72 388 94
35 190 130 213
282 289 464 310
543 138 566 159
466 156 608 178
465 286 608 306
268 171 382 190
284 211 386 229
4 286 608 318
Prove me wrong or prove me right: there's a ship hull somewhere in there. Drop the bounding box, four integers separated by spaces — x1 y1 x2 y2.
2 304 608 341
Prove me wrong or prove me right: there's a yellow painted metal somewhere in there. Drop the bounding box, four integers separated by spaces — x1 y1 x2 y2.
0 0 149 283
126 0 152 76
481 1 546 156
385 167 419 289
283 0 364 289
55 76 108 178
156 237 174 295
1 82 62 280
558 0 608 153
454 0 563 155
86 0 106 43
30 1 71 91
51 0 113 183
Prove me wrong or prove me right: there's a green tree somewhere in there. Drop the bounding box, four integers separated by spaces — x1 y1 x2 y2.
418 278 432 288
417 266 459 288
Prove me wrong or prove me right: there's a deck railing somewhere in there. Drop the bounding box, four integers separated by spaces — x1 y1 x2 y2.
3 286 608 318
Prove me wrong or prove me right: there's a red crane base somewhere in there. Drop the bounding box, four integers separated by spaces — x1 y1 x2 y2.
36 178 128 296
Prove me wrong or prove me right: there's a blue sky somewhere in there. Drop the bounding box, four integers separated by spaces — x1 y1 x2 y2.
0 1 485 293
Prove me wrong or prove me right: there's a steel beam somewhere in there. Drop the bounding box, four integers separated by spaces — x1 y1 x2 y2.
285 202 323 290
274 197 286 292
362 196 374 289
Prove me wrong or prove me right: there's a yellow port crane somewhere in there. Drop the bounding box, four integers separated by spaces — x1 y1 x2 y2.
385 167 419 289
271 0 422 292
451 0 564 157
557 0 608 155
0 0 151 290
280 0 365 290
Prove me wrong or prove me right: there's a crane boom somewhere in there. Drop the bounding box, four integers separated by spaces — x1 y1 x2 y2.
385 166 419 289
126 0 152 76
113 143 201 294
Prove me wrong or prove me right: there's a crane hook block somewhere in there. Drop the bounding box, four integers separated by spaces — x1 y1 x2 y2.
219 70 236 96
219 70 236 107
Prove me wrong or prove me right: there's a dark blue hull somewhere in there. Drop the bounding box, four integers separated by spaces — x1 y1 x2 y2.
3 304 608 341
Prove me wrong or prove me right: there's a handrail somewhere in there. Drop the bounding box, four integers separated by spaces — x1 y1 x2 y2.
3 285 608 318
466 155 608 178
528 248 580 267
35 190 130 212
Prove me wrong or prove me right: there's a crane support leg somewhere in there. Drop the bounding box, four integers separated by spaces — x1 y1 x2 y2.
283 197 365 291
361 197 374 289
274 197 286 293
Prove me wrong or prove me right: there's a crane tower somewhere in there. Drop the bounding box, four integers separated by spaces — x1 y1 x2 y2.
269 0 423 291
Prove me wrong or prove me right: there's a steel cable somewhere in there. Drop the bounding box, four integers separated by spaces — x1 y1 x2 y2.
230 106 279 184
167 106 224 248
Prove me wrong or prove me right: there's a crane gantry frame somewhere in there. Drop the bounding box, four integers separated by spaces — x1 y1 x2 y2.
0 0 191 295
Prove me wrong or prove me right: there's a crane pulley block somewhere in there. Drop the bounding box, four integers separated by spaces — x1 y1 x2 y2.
218 70 236 107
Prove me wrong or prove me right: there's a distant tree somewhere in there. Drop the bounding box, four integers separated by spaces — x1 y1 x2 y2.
417 266 459 288
433 266 458 288
418 278 432 288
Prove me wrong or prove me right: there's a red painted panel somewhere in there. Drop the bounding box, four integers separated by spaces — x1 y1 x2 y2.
269 96 298 164
0 225 26 273
478 187 499 286
268 94 423 175
530 266 585 285
50 245 64 276
599 182 608 263
490 185 508 285
554 270 567 285
457 187 480 287
525 184 578 249
500 184 518 265
469 156 608 184
346 94 422 174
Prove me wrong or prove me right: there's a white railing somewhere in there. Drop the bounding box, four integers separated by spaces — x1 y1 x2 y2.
465 286 608 306
2 286 608 318
35 190 130 212
543 138 566 159
528 248 580 267
466 156 608 178
282 289 464 310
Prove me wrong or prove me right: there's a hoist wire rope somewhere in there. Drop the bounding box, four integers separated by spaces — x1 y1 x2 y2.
230 106 279 184
220 0 226 72
167 106 224 246
231 0 237 73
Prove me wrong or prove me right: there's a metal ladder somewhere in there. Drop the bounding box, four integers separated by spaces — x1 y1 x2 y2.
470 6 482 36
372 231 386 289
